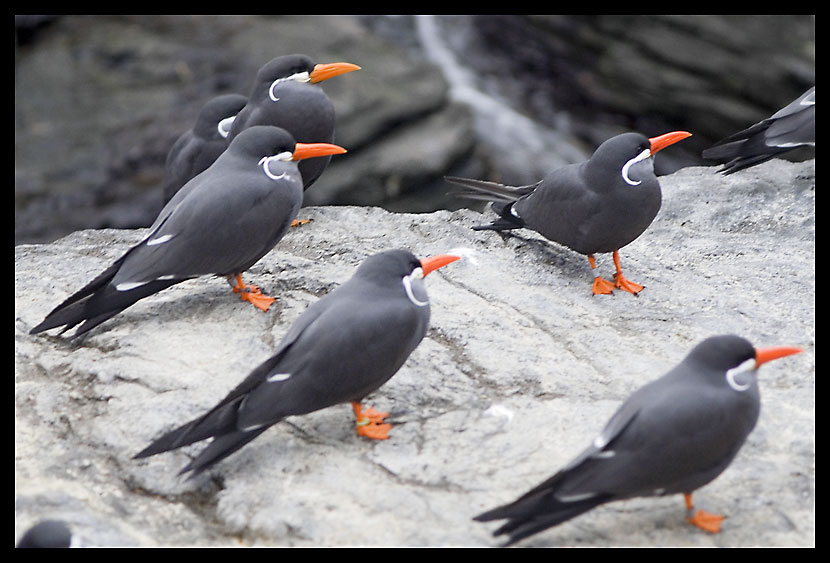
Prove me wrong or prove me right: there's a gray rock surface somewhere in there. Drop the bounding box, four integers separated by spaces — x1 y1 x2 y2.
15 159 814 547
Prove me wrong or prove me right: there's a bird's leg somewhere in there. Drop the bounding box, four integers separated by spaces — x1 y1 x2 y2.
227 274 276 312
611 251 644 295
684 493 724 533
351 401 391 440
588 255 615 295
290 218 312 228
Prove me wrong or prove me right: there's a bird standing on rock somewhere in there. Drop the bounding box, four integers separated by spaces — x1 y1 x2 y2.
448 131 691 295
162 93 248 204
134 250 460 477
29 126 346 338
702 86 815 175
228 54 361 191
474 335 803 546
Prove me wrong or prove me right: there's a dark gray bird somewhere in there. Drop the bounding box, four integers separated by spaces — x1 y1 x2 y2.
228 54 360 191
162 93 248 204
29 126 346 338
474 335 803 546
447 131 691 295
16 520 75 548
702 86 815 175
134 250 460 477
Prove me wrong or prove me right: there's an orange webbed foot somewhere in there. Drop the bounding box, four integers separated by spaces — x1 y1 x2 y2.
290 218 312 228
613 272 644 295
230 274 275 312
356 422 392 440
592 276 616 295
610 250 644 295
684 493 724 533
352 402 391 440
686 508 725 534
239 289 276 312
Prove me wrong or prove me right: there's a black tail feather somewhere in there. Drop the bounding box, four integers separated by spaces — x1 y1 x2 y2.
445 176 534 232
701 121 780 175
135 354 289 477
716 154 776 175
179 427 269 477
29 260 123 335
702 120 771 156
134 397 247 460
476 492 612 546
30 270 180 338
445 176 536 202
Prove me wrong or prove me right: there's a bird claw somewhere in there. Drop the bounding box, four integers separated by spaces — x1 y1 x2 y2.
232 283 259 294
356 422 392 440
352 403 391 440
686 508 725 534
290 218 312 228
239 289 275 312
613 272 644 295
592 276 616 295
229 275 275 311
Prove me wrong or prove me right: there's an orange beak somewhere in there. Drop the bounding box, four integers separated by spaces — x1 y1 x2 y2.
755 346 803 367
309 62 361 84
292 142 347 161
649 131 692 155
420 254 461 277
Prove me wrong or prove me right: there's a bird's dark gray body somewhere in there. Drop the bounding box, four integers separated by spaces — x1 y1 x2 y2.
475 335 778 546
451 133 664 255
162 93 248 204
450 131 690 295
29 126 306 337
513 151 662 255
703 86 815 175
135 250 436 476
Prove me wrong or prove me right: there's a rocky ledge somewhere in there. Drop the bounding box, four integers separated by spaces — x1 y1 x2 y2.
15 160 814 546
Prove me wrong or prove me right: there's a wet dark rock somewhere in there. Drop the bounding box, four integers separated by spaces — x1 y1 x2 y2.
15 15 814 247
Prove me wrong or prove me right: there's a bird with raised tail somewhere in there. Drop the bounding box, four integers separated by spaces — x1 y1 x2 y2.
162 93 248 204
29 126 346 338
448 131 691 295
134 250 460 477
703 86 814 175
474 335 803 546
228 54 360 191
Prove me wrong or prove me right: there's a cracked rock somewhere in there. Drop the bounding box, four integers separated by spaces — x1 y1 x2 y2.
15 160 814 546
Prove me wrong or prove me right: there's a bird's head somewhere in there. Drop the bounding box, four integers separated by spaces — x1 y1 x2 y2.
591 131 691 188
687 335 802 392
254 54 360 102
191 93 248 140
355 250 460 307
226 126 346 180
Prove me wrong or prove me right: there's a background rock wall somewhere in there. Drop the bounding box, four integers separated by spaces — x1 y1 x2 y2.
15 15 815 244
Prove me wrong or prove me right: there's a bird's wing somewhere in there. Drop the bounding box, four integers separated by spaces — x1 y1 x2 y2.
116 163 301 286
234 285 426 428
